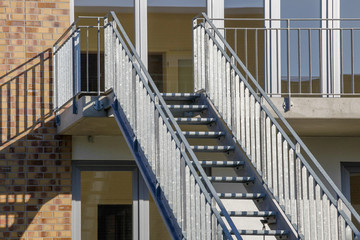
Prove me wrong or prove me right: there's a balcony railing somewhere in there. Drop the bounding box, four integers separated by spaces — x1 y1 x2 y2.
206 18 360 98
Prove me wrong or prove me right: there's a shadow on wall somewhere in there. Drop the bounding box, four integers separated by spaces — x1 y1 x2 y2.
0 50 72 239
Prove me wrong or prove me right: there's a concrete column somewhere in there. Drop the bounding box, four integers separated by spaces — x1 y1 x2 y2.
135 0 148 67
132 169 149 240
264 0 281 96
321 0 341 96
207 0 224 30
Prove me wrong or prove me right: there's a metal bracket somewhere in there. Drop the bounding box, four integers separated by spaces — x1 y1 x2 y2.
282 97 293 112
56 115 61 126
93 98 104 111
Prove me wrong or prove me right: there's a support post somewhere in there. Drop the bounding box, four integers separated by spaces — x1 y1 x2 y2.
264 0 281 96
135 0 148 68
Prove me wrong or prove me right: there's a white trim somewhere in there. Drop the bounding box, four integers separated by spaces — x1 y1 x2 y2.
72 161 149 240
321 0 341 96
264 0 281 95
70 0 75 23
135 0 148 68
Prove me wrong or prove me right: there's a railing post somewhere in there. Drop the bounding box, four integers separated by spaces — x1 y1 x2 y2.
72 27 81 114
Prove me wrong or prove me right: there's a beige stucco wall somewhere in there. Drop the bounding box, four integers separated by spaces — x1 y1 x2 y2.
302 137 360 190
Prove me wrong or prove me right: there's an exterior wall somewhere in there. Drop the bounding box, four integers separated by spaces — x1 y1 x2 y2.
0 0 72 239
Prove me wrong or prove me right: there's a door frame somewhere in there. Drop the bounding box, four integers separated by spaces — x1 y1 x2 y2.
72 160 149 240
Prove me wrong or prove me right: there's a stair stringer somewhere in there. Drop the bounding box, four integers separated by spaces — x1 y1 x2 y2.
197 94 299 240
111 97 184 239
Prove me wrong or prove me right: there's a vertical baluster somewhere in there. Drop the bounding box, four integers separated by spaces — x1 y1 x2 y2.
226 62 231 124
255 101 261 172
197 26 202 91
283 141 290 215
322 194 331 240
289 147 297 228
250 95 256 165
193 25 199 91
302 166 310 239
337 199 346 240
200 192 205 239
240 81 245 145
205 202 211 239
176 147 181 225
154 105 160 181
345 225 353 240
171 140 176 216
296 156 303 237
230 66 236 131
185 164 191 237
260 109 267 180
330 203 339 239
266 116 272 188
218 54 225 115
277 132 283 206
235 75 240 140
217 51 222 112
214 47 219 106
205 33 210 93
245 88 250 154
208 38 213 98
271 124 278 197
211 206 217 240
190 175 196 240
309 175 317 238
315 184 324 240
196 183 201 240
201 26 206 90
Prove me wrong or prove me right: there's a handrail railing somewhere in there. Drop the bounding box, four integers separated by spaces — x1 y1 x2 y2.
104 11 243 239
194 12 360 239
53 17 107 113
54 12 243 239
196 17 360 97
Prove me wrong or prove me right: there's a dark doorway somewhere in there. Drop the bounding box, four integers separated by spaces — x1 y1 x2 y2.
148 53 164 92
98 204 132 240
81 53 105 92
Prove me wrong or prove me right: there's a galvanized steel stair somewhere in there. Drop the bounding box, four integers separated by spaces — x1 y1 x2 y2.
162 92 293 239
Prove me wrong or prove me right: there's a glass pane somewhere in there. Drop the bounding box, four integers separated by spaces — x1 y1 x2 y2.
81 171 133 240
98 205 132 240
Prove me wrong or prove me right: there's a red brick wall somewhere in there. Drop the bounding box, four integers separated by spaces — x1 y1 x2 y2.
0 0 72 239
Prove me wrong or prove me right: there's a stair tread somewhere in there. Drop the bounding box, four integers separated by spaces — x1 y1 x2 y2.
231 229 289 236
161 93 201 100
195 160 245 167
173 117 216 124
178 131 226 138
191 145 234 152
206 176 254 182
218 193 265 199
224 211 277 217
167 104 208 109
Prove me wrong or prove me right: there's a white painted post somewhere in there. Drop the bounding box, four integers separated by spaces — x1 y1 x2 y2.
135 0 148 68
321 0 341 97
264 0 281 96
134 1 149 236
207 0 224 47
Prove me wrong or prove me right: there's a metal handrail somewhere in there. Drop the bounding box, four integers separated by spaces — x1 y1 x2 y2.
196 12 360 237
109 11 242 239
53 11 242 238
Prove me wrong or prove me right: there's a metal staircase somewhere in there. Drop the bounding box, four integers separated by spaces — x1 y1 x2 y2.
53 11 360 239
162 92 292 239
